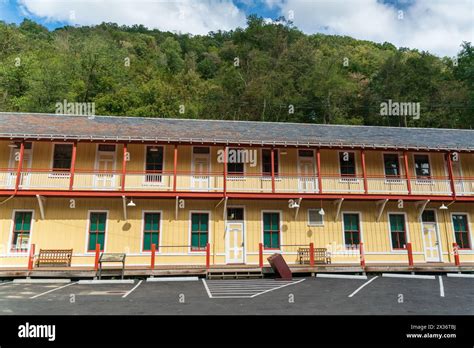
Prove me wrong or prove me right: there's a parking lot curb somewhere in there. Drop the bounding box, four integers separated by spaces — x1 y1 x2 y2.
146 277 199 282
13 279 71 284
382 273 435 279
78 279 135 284
446 273 474 278
316 274 368 280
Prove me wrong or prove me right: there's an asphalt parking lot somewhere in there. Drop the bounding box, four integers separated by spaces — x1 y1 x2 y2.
0 275 472 315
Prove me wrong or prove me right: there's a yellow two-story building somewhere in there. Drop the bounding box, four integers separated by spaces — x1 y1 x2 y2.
0 113 473 269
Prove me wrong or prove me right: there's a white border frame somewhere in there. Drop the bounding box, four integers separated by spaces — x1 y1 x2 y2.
7 209 35 255
381 151 403 182
191 146 211 190
84 210 109 254
225 205 246 264
188 210 212 254
412 152 433 182
338 150 359 182
143 144 166 186
140 210 164 253
94 143 117 188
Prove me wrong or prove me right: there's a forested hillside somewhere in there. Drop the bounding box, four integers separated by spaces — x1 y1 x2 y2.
0 16 472 128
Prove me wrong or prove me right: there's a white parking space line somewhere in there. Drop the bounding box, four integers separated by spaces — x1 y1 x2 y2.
0 281 13 286
382 273 435 280
203 279 304 299
446 273 474 278
13 279 71 284
122 280 143 298
439 276 445 297
317 274 367 280
30 282 76 299
348 276 378 298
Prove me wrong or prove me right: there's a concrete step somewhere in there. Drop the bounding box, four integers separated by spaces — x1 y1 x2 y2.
207 270 263 280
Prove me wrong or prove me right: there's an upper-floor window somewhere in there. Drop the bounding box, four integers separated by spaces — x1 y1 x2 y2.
339 152 356 177
52 144 73 171
384 154 401 178
414 154 431 178
262 149 279 176
227 148 244 175
145 146 163 182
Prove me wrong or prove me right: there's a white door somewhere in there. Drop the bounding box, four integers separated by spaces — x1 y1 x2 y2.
94 152 116 189
225 222 245 264
192 156 210 190
423 223 442 262
298 158 316 192
8 147 32 188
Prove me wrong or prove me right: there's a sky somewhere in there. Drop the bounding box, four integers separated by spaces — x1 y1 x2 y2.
0 0 472 57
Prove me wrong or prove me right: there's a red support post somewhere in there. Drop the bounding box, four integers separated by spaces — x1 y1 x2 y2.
309 242 314 267
94 243 100 271
446 153 456 198
205 243 210 269
121 143 127 191
359 242 365 268
150 243 156 270
361 150 368 194
27 243 35 270
173 144 178 192
403 151 412 195
316 148 322 194
259 243 263 268
14 141 25 192
69 142 77 190
453 243 460 266
406 242 414 266
271 148 276 193
223 147 227 195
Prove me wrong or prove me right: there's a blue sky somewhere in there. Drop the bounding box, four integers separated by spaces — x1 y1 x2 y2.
1 0 472 56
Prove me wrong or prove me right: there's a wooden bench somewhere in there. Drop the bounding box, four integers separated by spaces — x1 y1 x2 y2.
297 247 331 265
98 253 126 280
35 249 73 267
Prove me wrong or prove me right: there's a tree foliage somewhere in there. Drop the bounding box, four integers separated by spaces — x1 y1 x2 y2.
0 17 472 128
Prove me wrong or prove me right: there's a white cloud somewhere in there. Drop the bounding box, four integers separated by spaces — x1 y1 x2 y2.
19 0 247 35
269 0 473 56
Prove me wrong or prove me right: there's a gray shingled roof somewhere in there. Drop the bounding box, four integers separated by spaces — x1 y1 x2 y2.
0 112 472 151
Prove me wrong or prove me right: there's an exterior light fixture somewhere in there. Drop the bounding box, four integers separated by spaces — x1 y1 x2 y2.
439 203 448 210
127 199 136 207
319 208 325 216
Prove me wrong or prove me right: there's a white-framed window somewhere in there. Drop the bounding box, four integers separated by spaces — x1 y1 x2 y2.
308 209 324 226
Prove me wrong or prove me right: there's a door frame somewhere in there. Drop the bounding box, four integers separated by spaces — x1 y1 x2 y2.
420 209 443 262
225 206 246 264
297 149 316 192
94 143 117 188
191 146 211 190
8 143 33 188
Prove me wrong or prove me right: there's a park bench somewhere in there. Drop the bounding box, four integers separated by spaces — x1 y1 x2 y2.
97 253 126 280
35 249 73 267
297 247 331 265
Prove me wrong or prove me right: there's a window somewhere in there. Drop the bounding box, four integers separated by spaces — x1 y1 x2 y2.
384 154 401 178
262 149 279 176
191 213 209 251
227 208 244 221
227 148 244 175
263 212 280 249
87 212 107 252
389 214 407 250
343 213 360 247
422 210 436 223
308 209 324 226
145 146 163 182
452 214 471 249
193 147 210 154
11 211 32 252
143 213 160 251
339 152 356 177
52 144 73 171
98 144 116 152
298 150 313 158
414 154 431 178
